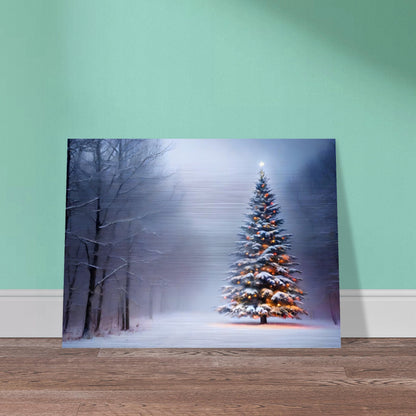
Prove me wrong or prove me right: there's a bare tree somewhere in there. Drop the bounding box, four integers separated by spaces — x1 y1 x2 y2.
64 139 172 339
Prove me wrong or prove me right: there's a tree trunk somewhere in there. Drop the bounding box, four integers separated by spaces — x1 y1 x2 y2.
63 247 81 334
63 285 73 333
124 273 130 330
121 300 126 331
82 141 102 339
83 258 98 338
123 221 132 331
260 316 267 324
63 147 79 335
95 278 105 333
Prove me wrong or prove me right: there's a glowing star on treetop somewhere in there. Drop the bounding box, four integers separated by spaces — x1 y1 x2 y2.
259 161 265 167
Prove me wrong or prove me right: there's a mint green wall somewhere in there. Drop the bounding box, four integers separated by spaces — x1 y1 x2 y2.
1 0 415 289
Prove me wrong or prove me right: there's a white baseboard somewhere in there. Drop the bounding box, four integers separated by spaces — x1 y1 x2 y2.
0 289 415 338
0 290 63 338
340 289 416 337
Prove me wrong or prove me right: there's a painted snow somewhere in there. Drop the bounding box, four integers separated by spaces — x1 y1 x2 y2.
63 313 340 348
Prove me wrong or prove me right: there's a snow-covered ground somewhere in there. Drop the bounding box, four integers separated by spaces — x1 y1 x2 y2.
63 313 340 348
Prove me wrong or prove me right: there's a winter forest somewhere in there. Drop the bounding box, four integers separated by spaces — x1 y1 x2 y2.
63 139 340 348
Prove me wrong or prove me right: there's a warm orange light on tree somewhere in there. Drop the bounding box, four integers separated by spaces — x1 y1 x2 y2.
218 166 307 324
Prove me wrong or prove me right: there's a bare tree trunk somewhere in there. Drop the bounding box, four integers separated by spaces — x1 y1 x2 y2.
95 276 105 333
124 267 131 331
63 257 72 334
117 295 123 330
63 294 71 333
83 243 99 338
63 143 75 334
121 296 126 330
260 316 267 324
63 243 83 334
123 222 133 331
63 277 76 333
83 141 102 339
95 227 115 334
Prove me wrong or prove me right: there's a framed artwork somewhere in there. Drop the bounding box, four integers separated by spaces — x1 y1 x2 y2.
63 139 340 348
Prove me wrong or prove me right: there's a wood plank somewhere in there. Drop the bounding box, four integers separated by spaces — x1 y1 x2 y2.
345 364 416 379
96 338 416 357
2 353 415 370
75 401 416 416
0 362 347 390
0 339 415 415
0 347 98 358
1 389 416 416
0 402 78 416
0 338 63 347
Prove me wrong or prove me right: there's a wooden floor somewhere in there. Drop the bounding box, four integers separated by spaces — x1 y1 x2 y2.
0 338 415 415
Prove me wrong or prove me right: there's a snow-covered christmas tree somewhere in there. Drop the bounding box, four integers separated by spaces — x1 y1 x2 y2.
218 163 307 324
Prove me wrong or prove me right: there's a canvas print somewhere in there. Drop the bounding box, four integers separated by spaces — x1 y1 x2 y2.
63 139 340 348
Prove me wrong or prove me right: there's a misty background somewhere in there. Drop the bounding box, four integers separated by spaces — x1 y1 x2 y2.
63 139 338 340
